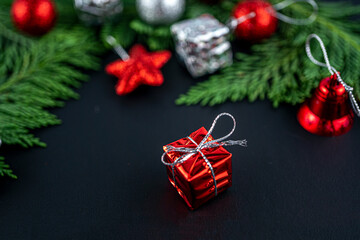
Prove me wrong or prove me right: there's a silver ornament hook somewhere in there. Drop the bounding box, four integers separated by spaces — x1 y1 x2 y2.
106 35 130 61
272 0 318 25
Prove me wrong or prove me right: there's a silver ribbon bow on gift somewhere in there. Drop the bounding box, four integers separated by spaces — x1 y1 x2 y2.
161 113 247 196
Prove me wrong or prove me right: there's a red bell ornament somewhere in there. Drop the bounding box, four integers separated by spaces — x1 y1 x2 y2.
298 34 360 136
298 74 354 136
230 0 318 42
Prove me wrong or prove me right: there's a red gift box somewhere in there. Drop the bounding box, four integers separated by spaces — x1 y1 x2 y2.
161 113 246 210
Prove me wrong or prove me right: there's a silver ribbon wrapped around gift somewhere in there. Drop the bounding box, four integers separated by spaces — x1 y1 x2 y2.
171 14 233 78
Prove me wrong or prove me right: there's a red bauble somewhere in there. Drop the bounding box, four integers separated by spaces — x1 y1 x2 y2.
11 0 57 36
232 0 277 42
297 74 354 137
106 45 171 95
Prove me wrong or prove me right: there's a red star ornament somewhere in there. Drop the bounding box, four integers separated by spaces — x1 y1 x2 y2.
106 44 171 95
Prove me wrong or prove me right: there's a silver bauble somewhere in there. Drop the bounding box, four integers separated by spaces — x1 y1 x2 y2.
74 0 123 25
136 0 185 25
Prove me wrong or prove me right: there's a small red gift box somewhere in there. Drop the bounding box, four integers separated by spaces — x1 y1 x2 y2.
161 113 246 210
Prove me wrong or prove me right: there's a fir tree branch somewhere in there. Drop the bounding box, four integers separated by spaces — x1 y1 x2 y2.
1 0 359 178
177 1 360 107
0 156 17 179
0 8 102 177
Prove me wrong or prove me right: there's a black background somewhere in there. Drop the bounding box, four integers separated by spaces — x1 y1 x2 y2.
1 3 360 239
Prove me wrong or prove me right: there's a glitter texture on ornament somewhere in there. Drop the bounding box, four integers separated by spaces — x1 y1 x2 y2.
171 15 232 78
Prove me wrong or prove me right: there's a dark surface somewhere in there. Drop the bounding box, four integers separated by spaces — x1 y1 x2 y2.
1 25 360 240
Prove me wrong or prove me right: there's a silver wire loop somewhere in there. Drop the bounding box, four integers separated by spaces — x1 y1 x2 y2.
272 0 318 25
161 113 247 197
305 34 360 117
106 35 130 61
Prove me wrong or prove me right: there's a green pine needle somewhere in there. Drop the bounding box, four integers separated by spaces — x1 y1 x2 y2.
0 156 17 179
0 7 102 178
1 0 360 178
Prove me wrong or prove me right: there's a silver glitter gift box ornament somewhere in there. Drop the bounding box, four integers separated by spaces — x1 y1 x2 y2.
171 15 233 78
74 0 123 25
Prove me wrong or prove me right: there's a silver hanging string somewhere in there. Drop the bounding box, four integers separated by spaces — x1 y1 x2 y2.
305 34 360 117
106 35 130 61
161 113 247 197
272 0 318 25
227 12 256 32
227 0 318 31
